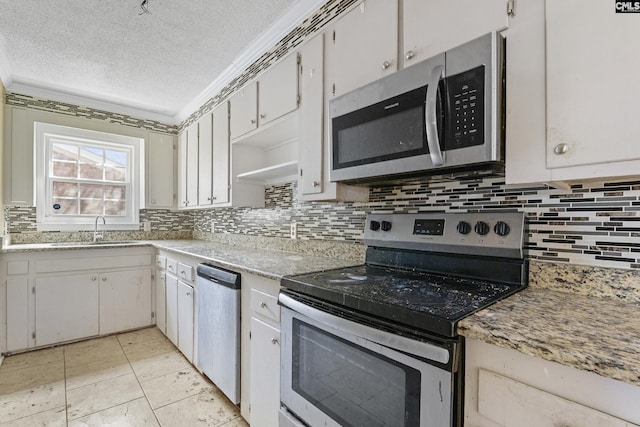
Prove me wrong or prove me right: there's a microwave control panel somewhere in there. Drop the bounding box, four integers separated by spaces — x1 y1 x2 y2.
445 65 485 150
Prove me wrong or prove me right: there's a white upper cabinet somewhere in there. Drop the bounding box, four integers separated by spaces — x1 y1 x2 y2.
230 82 258 140
197 112 214 206
177 123 199 208
506 0 640 185
545 0 640 170
212 102 230 205
258 53 299 127
402 0 508 67
332 0 398 97
147 132 175 209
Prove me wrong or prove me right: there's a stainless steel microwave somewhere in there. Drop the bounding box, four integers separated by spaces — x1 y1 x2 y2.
329 32 504 183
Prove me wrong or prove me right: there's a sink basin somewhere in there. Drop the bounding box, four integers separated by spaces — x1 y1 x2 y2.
50 241 135 247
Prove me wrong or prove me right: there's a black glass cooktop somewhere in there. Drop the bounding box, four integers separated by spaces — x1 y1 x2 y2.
281 264 526 338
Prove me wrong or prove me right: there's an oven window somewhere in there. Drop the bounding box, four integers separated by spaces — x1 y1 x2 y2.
332 86 428 170
292 319 421 427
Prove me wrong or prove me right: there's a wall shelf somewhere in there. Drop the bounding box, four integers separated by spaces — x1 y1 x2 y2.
235 160 298 185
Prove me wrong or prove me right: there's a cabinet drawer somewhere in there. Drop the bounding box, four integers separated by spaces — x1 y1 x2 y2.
251 289 280 323
177 262 194 282
156 255 167 270
166 258 178 275
7 260 29 275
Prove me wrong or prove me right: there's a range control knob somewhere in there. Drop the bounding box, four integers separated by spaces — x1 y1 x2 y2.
494 221 511 237
456 221 472 235
370 220 381 231
381 220 392 232
474 221 490 236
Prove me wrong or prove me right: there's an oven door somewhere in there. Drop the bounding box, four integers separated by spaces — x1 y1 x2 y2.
279 292 456 427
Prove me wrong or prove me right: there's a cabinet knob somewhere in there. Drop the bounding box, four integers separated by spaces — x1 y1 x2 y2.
260 113 266 119
150 200 156 205
250 119 256 124
260 302 267 308
554 143 569 155
91 276 97 281
101 276 107 281
186 291 191 296
405 50 415 60
271 338 279 345
313 181 320 188
381 60 391 70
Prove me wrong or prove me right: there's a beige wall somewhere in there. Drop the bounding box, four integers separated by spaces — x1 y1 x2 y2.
0 81 4 236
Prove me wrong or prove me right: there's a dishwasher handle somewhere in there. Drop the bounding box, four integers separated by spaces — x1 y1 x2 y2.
197 263 241 289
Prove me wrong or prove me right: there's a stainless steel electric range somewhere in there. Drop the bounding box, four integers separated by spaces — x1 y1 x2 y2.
279 212 527 427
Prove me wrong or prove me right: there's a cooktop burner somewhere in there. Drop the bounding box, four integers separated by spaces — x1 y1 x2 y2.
280 212 528 338
281 264 524 338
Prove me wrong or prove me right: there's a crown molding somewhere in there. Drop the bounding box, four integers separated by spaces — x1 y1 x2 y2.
6 80 179 125
175 0 328 124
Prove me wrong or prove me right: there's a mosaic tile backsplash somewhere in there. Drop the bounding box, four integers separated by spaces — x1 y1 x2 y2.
6 176 640 269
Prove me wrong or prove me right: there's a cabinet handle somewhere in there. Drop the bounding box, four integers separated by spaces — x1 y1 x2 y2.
260 302 267 308
186 291 191 296
271 338 279 345
313 181 320 188
151 200 156 205
250 119 256 124
381 60 391 70
101 276 107 281
554 143 569 155
260 113 266 119
405 51 415 60
91 276 97 281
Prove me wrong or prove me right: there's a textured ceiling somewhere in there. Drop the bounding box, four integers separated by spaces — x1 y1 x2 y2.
0 0 319 123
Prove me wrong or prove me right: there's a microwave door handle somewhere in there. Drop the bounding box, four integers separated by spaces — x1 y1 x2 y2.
425 65 445 166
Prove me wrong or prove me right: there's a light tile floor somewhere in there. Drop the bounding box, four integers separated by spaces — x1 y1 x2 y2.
0 327 249 426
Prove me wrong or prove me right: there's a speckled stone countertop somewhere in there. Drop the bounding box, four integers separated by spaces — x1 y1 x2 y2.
1 239 363 281
458 260 640 387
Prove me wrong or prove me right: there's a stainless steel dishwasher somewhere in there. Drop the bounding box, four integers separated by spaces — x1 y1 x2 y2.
196 263 241 404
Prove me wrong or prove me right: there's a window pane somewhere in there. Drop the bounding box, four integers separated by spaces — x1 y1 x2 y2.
105 150 127 167
105 166 127 182
52 143 78 161
79 146 103 166
51 198 78 215
79 183 104 199
52 181 78 197
52 161 78 178
104 185 126 200
79 163 104 180
105 201 126 216
80 199 104 215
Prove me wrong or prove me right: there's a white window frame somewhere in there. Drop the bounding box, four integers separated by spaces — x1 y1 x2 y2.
34 122 144 231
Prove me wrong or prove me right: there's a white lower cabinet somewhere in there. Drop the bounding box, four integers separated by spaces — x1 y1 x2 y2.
465 338 640 427
177 280 194 362
249 317 280 427
35 273 99 347
99 269 152 335
165 274 179 346
155 269 167 334
1 247 154 352
240 273 281 426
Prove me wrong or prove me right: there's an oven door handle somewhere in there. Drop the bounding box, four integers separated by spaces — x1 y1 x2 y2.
279 292 450 365
425 64 445 167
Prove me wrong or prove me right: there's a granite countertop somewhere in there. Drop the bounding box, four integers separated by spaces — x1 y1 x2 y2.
458 279 640 387
1 239 362 281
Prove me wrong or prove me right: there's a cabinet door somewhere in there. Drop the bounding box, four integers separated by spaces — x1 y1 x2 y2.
177 281 194 362
332 0 398 97
7 277 30 352
35 274 99 346
197 112 214 206
299 34 324 195
230 82 258 139
403 0 508 66
212 102 230 205
147 132 175 208
250 317 280 427
177 131 188 208
259 53 299 126
186 122 199 207
546 0 640 169
165 274 179 346
99 269 152 335
155 270 166 333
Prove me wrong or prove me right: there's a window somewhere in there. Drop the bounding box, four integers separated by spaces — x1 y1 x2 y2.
35 123 144 231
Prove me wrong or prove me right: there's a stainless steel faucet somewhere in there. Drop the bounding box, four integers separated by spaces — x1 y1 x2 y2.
94 215 106 242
